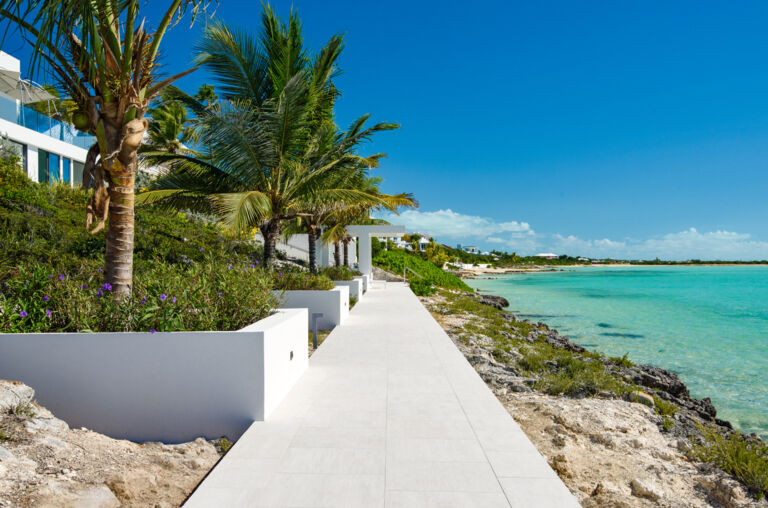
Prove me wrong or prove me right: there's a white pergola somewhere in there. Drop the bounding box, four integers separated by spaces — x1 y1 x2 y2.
346 225 406 276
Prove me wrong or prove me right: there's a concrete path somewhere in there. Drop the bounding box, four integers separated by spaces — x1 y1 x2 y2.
185 283 580 507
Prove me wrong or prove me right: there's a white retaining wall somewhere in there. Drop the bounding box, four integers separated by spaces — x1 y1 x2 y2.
274 287 349 331
334 279 362 302
0 309 308 443
355 275 369 293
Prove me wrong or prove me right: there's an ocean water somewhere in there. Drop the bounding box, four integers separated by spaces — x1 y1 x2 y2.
468 266 768 439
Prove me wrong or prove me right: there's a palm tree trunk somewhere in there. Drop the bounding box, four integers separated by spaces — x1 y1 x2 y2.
260 220 281 268
308 229 318 273
343 238 350 267
104 118 148 299
334 241 341 267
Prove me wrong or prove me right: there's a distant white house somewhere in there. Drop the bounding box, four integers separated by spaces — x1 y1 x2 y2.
463 245 479 254
534 252 559 260
417 236 430 251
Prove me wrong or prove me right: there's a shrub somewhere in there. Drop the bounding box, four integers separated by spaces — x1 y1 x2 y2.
269 270 334 291
373 250 472 291
1 261 276 332
320 266 355 281
409 278 435 296
653 395 678 417
690 425 768 499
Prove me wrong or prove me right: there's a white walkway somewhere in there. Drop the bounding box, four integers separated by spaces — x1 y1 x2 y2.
185 283 580 507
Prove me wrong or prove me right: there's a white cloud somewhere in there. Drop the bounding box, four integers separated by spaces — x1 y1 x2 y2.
376 208 768 260
377 209 533 239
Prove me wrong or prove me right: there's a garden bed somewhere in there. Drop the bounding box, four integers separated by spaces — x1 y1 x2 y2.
274 286 349 331
0 308 308 443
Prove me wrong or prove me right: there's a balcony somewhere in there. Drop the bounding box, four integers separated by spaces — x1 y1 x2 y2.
0 96 95 150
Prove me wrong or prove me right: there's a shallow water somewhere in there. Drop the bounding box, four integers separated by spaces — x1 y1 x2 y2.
468 266 768 439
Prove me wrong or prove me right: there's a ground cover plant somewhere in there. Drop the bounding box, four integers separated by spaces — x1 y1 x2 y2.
373 249 472 291
269 270 335 291
320 266 360 281
0 156 280 332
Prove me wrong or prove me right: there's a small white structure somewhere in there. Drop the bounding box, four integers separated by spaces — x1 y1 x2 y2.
463 245 479 254
253 232 357 269
0 51 93 187
346 225 406 276
334 279 362 302
0 309 308 443
535 252 559 260
275 286 349 330
417 236 430 251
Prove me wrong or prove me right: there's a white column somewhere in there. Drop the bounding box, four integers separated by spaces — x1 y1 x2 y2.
358 233 372 275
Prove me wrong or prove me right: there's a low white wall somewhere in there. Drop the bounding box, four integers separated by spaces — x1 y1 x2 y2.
274 287 349 331
355 275 369 293
0 309 308 443
335 279 362 302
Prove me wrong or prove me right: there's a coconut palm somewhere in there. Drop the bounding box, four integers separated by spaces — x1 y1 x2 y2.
142 93 191 154
322 177 416 267
0 0 210 297
137 13 399 268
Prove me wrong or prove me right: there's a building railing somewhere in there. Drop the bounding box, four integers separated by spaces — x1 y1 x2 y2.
0 96 95 150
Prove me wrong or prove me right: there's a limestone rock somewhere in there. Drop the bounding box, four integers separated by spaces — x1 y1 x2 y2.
629 478 662 501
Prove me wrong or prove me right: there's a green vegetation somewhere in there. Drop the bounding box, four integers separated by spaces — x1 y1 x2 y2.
653 395 678 417
0 0 211 297
373 250 472 291
321 266 359 281
409 278 436 296
1 157 278 332
350 296 358 308
690 425 768 499
269 270 335 291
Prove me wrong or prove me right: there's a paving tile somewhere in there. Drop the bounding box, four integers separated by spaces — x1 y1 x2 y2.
244 473 385 507
385 490 511 508
499 477 581 507
386 438 487 463
279 446 385 475
386 460 502 493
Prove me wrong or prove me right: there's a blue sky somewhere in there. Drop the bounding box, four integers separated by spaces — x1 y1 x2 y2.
5 1 768 259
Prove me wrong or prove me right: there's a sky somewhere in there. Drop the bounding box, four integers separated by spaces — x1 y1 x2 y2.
4 1 768 260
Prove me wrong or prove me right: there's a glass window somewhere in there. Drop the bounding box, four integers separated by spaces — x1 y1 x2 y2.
38 149 48 184
0 138 27 173
73 160 84 187
62 158 71 185
48 152 60 183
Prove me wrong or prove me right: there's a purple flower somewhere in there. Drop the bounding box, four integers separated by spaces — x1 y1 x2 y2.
98 268 102 273
172 297 177 303
42 296 50 302
217 292 223 297
80 266 85 271
48 275 53 279
97 289 103 296
228 264 233 270
149 329 156 334
305 276 309 279
250 264 255 269
279 272 283 277
58 274 64 281
102 283 112 291
81 284 87 289
160 294 167 301
254 260 259 265
200 247 204 251
46 310 52 318
19 310 27 318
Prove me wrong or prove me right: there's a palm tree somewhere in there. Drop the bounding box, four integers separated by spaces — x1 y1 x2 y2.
143 92 191 154
322 177 416 267
137 13 399 268
0 0 210 298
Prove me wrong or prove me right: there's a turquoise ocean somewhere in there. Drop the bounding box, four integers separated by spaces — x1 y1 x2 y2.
468 266 768 439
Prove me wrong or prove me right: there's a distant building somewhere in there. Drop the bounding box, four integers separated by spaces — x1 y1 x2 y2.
417 236 430 251
463 245 479 254
534 252 558 260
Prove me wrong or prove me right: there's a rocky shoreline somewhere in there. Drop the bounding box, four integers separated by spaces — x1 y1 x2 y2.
421 289 768 507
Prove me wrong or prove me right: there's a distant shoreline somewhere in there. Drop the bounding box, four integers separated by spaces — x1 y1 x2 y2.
458 263 768 278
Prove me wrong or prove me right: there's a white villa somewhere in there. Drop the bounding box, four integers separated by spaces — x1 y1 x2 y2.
534 252 559 260
0 51 93 186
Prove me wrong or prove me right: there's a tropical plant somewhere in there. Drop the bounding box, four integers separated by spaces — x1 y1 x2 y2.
142 92 191 154
0 0 211 298
137 11 400 268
